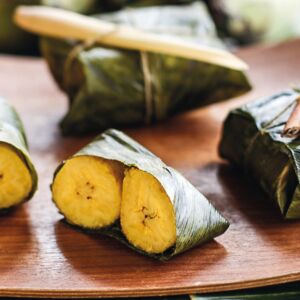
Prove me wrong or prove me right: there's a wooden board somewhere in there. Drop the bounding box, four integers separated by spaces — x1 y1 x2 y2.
0 39 300 298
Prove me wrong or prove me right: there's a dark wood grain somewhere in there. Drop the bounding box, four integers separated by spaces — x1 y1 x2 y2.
0 39 300 298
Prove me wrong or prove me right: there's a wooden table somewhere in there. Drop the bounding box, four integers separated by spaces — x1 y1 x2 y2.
0 39 300 298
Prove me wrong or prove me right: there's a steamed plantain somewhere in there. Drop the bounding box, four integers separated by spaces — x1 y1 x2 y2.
52 129 228 259
121 168 177 254
52 156 124 228
0 97 37 210
0 143 32 209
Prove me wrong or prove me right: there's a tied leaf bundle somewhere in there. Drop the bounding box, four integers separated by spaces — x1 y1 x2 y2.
0 97 37 211
51 129 229 260
219 89 300 219
40 2 251 135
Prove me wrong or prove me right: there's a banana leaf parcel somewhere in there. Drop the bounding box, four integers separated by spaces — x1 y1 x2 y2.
219 89 300 219
40 2 251 135
0 97 37 211
51 129 229 260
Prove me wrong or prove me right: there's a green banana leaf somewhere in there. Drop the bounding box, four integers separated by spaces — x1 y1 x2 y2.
0 97 37 208
219 89 300 219
53 129 229 260
40 2 251 135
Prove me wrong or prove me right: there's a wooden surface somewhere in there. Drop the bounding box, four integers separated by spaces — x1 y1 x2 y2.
0 39 300 298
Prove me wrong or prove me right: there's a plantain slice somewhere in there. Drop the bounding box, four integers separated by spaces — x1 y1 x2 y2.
52 156 124 229
0 143 32 209
51 129 229 260
121 168 176 254
0 97 37 211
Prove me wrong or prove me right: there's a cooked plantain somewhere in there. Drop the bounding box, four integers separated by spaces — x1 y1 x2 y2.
51 129 229 259
121 168 176 254
0 97 37 211
0 143 32 209
52 156 124 229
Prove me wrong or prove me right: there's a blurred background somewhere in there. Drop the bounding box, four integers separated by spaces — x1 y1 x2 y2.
2 0 300 55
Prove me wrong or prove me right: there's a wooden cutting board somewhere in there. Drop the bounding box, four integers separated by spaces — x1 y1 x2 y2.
0 39 300 298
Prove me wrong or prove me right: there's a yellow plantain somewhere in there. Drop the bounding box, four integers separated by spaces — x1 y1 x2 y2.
121 168 176 254
52 155 124 229
0 143 32 209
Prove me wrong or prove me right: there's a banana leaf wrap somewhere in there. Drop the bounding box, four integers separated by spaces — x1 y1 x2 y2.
219 89 300 219
0 97 38 207
52 129 229 260
40 2 251 135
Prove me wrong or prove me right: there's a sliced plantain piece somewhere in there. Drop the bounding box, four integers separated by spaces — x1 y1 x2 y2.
121 168 176 254
0 97 37 211
0 143 32 209
51 129 229 260
52 156 124 229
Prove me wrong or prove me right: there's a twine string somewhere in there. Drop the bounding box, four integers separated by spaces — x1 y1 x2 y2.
63 39 95 90
63 23 154 124
63 26 120 87
123 9 154 124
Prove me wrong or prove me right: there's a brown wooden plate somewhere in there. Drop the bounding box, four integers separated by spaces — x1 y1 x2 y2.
0 39 300 298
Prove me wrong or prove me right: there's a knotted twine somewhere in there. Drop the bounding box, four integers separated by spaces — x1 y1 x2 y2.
63 25 155 125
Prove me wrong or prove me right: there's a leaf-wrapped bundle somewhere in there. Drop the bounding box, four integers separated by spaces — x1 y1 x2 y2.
0 97 37 210
41 2 251 135
51 129 229 260
220 89 300 219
